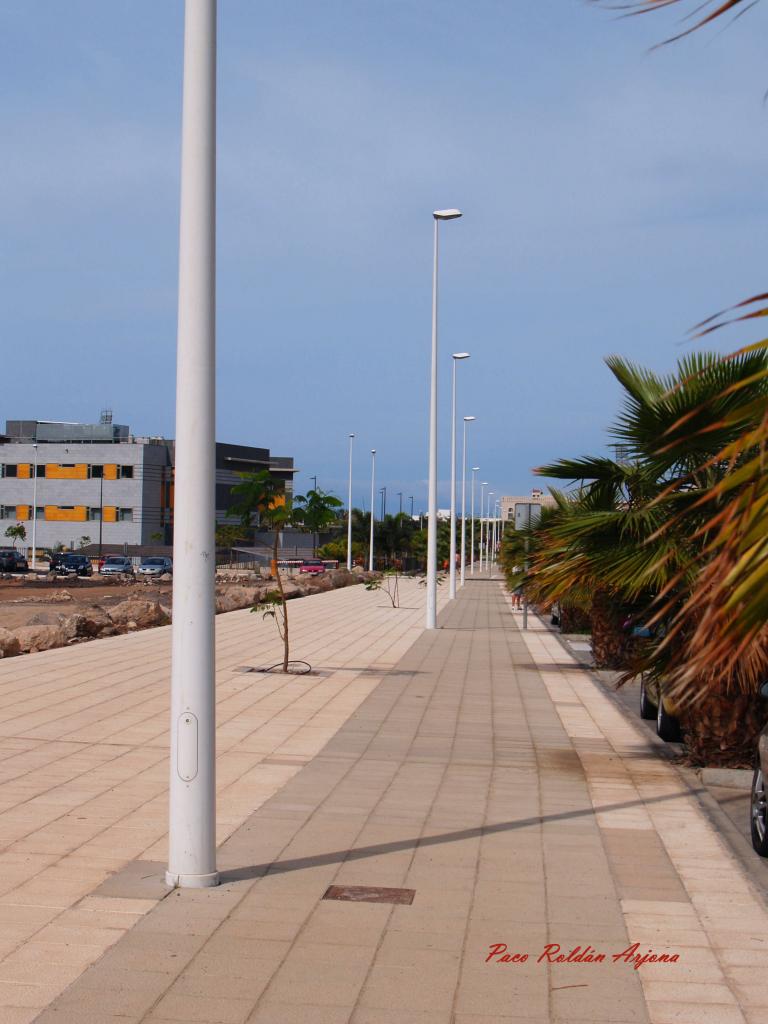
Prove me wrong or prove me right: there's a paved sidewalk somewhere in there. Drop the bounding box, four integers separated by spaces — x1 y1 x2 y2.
0 577 449 1022
22 577 768 1024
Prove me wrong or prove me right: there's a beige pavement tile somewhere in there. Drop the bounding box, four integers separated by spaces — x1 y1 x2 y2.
0 1008 41 1024
147 992 253 1022
646 1003 748 1024
265 958 372 1008
247 1005 351 1024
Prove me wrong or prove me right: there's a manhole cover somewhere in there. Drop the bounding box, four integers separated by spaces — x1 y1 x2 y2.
322 885 415 905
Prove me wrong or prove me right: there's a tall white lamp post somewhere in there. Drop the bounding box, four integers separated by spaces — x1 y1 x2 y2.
167 0 219 890
426 209 462 630
487 492 494 571
479 481 487 572
31 443 38 571
346 434 354 571
368 449 376 572
459 416 475 587
449 353 470 600
470 466 479 575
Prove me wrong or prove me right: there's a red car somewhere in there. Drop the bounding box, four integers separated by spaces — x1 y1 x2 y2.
299 559 326 574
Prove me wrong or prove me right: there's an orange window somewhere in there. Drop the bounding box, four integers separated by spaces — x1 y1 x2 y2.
46 464 88 480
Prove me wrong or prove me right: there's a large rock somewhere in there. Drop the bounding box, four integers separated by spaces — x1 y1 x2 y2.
14 625 67 653
301 574 333 593
63 606 113 639
27 612 65 627
327 568 357 589
214 587 253 614
108 599 170 631
0 628 20 658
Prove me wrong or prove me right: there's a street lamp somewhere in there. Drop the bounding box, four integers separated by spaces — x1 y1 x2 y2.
346 434 354 571
379 486 387 520
487 491 494 570
460 416 475 588
369 450 376 572
449 352 470 600
98 473 104 559
31 443 38 571
409 496 414 517
460 417 479 593
397 492 403 516
479 482 487 572
426 208 462 630
470 467 479 575
167 0 218 890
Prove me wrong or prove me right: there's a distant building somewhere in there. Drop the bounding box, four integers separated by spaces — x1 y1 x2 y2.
0 415 294 552
499 488 556 529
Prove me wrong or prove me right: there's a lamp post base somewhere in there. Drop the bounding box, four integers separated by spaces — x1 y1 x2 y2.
165 870 220 889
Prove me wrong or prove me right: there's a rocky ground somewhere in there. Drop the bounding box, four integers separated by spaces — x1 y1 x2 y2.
0 567 377 657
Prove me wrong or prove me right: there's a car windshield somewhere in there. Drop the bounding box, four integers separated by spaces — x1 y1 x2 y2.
142 558 166 566
303 560 323 566
104 558 125 565
63 555 85 564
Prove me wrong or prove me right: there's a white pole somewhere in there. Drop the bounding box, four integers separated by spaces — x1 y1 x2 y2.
479 482 486 573
31 443 38 571
449 359 458 599
167 0 218 890
346 434 354 571
470 466 478 576
426 218 440 629
459 418 473 587
487 492 494 572
368 449 375 572
426 210 462 627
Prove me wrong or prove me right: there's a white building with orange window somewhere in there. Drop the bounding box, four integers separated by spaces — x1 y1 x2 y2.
0 415 294 553
0 416 172 551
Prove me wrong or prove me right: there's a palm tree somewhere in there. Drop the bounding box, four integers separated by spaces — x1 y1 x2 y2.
295 488 343 555
527 351 768 763
592 0 757 44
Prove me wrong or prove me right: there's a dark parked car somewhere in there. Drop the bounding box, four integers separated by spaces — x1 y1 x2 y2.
56 554 93 577
48 552 68 573
137 556 172 578
751 681 768 857
0 549 29 572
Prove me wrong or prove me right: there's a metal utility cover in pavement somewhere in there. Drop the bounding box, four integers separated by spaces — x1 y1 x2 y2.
323 885 415 905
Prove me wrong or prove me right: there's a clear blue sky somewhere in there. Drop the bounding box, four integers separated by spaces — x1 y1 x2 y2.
2 1 766 511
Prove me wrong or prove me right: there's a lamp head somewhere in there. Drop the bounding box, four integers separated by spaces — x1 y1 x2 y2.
472 466 480 472
464 415 476 422
349 433 355 438
452 352 470 360
434 209 463 220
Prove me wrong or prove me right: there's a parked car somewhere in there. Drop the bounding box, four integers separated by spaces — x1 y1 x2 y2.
48 552 68 573
100 556 134 577
639 674 682 742
56 554 93 577
751 681 768 857
0 548 29 572
137 556 172 578
299 559 326 575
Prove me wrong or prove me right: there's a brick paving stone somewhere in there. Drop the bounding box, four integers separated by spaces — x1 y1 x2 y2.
4 578 768 1022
